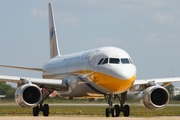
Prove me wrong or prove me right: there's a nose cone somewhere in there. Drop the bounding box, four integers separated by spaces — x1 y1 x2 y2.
98 64 137 93
92 64 137 93
112 64 137 80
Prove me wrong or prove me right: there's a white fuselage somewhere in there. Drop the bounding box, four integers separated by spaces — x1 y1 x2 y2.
42 46 137 97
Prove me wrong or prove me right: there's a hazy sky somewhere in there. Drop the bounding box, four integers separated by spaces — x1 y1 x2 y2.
0 0 180 87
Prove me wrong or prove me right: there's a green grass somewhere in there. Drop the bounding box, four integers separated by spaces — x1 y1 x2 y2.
0 104 180 117
1 98 180 117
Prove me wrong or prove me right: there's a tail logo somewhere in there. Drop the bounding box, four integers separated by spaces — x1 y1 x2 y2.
50 27 57 58
50 27 55 39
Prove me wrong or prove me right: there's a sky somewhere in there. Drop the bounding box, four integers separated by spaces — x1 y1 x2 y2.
0 0 180 87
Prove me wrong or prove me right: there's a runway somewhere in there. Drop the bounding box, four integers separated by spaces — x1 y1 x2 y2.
0 116 179 120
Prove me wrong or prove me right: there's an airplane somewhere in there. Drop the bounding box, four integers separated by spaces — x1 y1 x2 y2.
0 2 180 117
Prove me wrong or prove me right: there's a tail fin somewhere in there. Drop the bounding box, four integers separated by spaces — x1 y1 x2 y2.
48 2 61 58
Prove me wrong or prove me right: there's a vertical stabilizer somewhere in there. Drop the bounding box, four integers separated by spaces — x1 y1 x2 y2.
48 2 61 58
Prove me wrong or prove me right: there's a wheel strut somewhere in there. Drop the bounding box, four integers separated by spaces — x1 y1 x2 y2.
32 88 54 117
104 92 130 117
105 94 115 117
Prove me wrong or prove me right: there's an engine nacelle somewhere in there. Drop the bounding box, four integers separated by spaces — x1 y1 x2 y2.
141 86 169 110
15 84 42 108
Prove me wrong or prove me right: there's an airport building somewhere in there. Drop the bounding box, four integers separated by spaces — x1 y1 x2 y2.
173 87 180 96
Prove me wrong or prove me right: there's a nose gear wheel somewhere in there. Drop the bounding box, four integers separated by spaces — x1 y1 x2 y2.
104 92 130 117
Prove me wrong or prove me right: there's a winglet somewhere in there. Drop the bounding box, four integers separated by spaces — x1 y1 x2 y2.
48 2 61 58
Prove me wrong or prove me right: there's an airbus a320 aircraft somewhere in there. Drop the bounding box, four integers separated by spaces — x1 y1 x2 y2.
0 2 180 117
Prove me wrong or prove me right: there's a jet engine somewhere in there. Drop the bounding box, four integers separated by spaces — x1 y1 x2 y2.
140 86 169 110
15 84 42 108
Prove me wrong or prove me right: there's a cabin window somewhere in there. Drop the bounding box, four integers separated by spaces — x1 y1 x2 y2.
102 58 108 64
109 58 120 64
98 58 104 65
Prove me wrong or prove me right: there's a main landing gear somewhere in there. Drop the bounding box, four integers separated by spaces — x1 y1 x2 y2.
33 103 49 116
32 89 54 116
105 92 130 117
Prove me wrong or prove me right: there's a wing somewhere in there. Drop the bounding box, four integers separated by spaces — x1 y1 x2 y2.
0 64 42 72
0 75 68 91
130 77 180 91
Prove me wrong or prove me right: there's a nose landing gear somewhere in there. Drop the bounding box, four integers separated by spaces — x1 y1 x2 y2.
105 92 130 117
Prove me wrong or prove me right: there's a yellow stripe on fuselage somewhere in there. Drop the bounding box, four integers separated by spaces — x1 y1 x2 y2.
70 70 136 93
89 72 136 93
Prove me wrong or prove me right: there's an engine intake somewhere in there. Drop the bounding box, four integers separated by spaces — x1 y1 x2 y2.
15 84 42 108
141 86 169 110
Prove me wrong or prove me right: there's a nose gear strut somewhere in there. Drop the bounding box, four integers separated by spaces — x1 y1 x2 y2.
105 91 130 117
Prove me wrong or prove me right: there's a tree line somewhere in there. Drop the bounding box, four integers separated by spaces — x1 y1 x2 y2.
0 82 15 99
0 82 180 101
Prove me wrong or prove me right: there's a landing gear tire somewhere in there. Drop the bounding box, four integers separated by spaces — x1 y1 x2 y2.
43 104 49 116
114 104 120 117
105 93 130 117
105 108 115 117
105 108 110 117
123 105 130 117
111 108 115 117
33 106 39 116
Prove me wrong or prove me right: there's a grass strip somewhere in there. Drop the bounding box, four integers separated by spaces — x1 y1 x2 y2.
0 105 180 117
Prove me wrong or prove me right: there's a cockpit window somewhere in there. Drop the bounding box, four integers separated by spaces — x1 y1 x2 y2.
121 58 130 64
129 58 133 64
102 58 108 64
98 58 104 65
98 57 132 65
109 58 120 64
